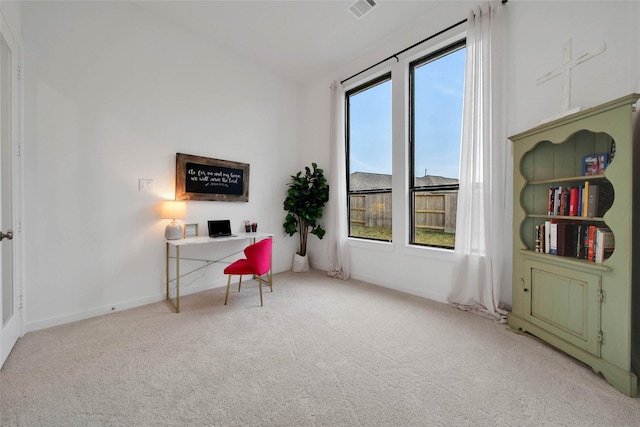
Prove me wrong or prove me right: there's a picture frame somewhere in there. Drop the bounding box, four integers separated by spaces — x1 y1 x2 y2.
175 153 250 202
582 153 608 176
184 223 198 238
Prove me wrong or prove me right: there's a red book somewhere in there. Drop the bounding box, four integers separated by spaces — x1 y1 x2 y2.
588 225 597 261
569 187 579 216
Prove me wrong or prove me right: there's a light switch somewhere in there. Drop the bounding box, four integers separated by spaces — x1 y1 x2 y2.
139 179 154 191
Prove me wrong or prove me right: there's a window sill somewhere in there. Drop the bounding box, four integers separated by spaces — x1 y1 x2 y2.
348 237 394 253
402 244 455 261
347 238 456 260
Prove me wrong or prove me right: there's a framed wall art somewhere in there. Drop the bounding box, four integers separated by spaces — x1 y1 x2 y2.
175 153 249 202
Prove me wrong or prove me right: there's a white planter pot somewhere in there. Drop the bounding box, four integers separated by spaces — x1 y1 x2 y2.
292 253 310 273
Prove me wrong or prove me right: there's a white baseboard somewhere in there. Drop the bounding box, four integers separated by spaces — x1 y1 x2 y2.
347 270 448 305
25 293 166 333
25 278 232 333
310 260 448 305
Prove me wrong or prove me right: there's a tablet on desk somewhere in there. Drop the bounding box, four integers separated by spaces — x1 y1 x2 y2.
208 220 237 238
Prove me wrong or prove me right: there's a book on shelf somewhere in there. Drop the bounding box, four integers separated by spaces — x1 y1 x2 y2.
544 220 551 254
556 222 576 257
587 184 599 218
537 223 546 253
582 225 590 260
549 187 557 216
569 187 580 216
594 228 614 263
575 224 584 259
554 187 562 216
561 188 570 216
587 225 597 261
582 181 589 217
549 222 558 255
577 186 583 217
598 181 614 217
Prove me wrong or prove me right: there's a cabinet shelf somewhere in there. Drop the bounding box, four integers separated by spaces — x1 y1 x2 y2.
528 174 607 186
526 214 605 222
519 249 612 272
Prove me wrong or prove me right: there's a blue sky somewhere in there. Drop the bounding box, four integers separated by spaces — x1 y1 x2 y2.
348 47 466 181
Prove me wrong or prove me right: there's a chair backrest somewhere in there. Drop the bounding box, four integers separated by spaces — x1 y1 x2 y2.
244 238 272 275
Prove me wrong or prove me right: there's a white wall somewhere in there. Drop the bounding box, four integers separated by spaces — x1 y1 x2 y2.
0 1 21 37
301 0 640 306
506 0 640 132
21 1 301 331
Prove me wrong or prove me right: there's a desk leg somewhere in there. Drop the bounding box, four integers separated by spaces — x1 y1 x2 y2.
175 246 180 312
166 243 180 313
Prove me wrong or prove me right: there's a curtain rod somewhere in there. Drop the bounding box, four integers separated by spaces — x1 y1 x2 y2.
340 0 508 85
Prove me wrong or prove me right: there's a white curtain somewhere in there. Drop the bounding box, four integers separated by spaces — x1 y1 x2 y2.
326 80 350 280
448 3 508 322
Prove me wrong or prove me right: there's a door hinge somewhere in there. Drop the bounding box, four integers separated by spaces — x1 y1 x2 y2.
17 142 22 157
597 289 606 303
18 294 23 309
17 65 22 80
597 330 604 343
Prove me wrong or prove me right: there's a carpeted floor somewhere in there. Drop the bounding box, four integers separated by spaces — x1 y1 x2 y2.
2 269 640 426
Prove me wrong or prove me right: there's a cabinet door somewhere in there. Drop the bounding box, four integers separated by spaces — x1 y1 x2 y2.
524 259 602 357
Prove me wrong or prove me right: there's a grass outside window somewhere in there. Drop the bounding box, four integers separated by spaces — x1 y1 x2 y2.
350 224 455 248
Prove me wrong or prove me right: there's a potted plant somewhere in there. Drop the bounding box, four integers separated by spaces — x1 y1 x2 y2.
283 163 330 272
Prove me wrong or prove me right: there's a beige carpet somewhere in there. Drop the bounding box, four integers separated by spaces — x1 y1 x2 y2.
2 269 640 426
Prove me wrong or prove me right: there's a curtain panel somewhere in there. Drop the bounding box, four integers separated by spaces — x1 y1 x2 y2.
326 81 350 280
448 2 508 322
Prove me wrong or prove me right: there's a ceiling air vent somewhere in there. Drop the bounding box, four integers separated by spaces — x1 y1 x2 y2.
348 0 377 20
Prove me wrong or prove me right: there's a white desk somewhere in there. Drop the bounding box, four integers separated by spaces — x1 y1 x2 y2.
165 232 274 312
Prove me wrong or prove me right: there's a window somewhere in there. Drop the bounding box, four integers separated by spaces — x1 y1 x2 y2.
344 39 465 247
346 73 392 241
409 41 466 248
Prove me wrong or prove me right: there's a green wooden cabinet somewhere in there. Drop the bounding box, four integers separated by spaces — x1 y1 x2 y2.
508 94 640 397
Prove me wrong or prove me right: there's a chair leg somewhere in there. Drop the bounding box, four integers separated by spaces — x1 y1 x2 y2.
238 276 243 292
224 275 232 305
268 272 273 292
258 277 263 307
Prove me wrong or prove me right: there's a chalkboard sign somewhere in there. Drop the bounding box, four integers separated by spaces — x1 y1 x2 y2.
175 153 249 202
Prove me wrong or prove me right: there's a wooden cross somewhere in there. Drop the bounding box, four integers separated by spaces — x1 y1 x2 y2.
537 39 606 116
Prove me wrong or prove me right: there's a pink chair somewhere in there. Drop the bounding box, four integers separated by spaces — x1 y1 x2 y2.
224 238 273 307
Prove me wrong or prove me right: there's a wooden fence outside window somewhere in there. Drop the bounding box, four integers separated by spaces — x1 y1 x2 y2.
349 189 458 233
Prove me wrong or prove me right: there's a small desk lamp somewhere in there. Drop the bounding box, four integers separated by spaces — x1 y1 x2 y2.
161 200 187 240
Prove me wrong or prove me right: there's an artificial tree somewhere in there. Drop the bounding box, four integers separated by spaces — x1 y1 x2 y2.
283 163 330 257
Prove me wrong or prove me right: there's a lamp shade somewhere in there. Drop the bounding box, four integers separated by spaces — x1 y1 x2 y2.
161 201 187 220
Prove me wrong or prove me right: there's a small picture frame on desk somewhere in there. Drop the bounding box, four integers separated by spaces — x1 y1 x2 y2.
184 223 198 238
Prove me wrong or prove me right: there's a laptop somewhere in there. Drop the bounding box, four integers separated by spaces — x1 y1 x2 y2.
208 220 236 238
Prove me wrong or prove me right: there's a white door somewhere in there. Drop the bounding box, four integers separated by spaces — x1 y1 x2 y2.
0 13 21 368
